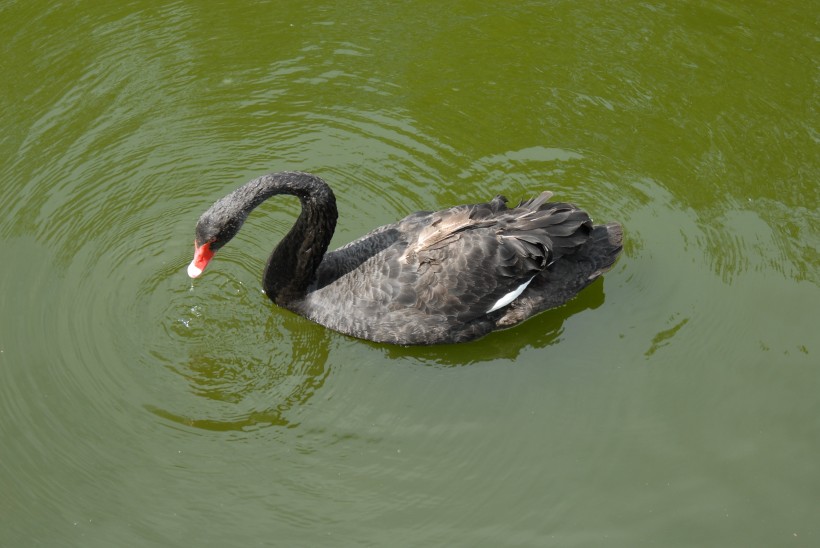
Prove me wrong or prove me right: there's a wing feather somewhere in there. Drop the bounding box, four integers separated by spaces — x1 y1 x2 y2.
310 191 594 328
395 194 592 321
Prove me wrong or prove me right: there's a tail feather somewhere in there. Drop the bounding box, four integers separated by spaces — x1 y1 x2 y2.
585 222 623 278
494 221 623 328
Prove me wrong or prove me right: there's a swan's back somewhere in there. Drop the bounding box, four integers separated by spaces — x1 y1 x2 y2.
296 193 622 345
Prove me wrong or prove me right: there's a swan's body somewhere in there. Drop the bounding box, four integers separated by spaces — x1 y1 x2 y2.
188 171 622 345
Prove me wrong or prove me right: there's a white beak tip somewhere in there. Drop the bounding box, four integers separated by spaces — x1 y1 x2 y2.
187 261 203 278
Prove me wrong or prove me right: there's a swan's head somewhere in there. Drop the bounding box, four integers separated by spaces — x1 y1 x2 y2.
187 204 247 278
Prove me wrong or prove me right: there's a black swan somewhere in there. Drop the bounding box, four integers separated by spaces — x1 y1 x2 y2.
187 171 623 345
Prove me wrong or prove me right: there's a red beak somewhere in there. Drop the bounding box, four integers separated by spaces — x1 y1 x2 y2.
187 241 214 278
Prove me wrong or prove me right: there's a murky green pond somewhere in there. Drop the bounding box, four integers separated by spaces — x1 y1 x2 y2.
1 2 817 546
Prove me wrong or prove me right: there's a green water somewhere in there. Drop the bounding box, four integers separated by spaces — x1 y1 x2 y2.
1 1 817 546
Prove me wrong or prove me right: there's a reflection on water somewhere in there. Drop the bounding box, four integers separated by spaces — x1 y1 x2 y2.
151 318 332 432
386 278 607 366
143 266 333 432
645 315 690 357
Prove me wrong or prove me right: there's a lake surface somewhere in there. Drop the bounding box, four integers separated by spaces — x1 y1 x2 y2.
1 2 817 546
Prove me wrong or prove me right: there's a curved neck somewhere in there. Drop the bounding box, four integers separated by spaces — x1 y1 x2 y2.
241 172 336 305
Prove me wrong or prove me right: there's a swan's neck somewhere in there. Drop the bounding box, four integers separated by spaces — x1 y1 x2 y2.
256 173 338 306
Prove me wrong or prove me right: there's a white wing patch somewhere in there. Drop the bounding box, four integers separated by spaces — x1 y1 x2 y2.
487 276 535 313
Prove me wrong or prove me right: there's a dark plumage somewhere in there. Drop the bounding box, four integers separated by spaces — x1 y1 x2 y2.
188 171 623 345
